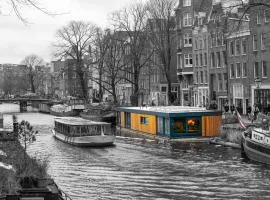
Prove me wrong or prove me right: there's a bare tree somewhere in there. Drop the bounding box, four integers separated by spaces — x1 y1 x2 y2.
21 54 44 93
111 2 152 106
90 30 128 104
3 0 53 23
54 21 97 99
92 28 110 102
146 0 177 104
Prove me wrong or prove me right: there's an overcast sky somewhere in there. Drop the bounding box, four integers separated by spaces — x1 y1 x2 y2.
0 0 139 64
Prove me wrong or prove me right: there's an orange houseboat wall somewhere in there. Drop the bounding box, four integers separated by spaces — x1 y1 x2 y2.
121 112 125 128
202 115 222 137
130 113 157 135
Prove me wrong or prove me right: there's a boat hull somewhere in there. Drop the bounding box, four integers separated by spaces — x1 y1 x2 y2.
52 130 115 147
242 132 270 165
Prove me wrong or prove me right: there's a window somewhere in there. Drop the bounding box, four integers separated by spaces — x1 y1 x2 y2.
196 71 199 84
161 86 167 92
262 61 267 78
173 118 185 133
242 38 247 54
224 73 228 91
236 63 241 78
184 54 193 66
265 10 270 22
230 41 235 55
184 33 192 46
183 0 191 7
223 51 227 66
187 118 200 133
140 116 148 125
211 52 215 68
217 32 222 46
199 39 203 49
257 13 261 24
230 63 235 78
204 53 207 66
194 38 198 49
201 71 204 84
198 17 203 25
218 74 223 91
254 62 259 78
200 54 203 67
235 39 241 55
253 35 258 50
184 13 192 26
216 52 221 68
221 34 225 46
261 33 266 50
242 62 247 77
212 33 216 47
195 54 199 67
205 71 208 84
72 72 76 78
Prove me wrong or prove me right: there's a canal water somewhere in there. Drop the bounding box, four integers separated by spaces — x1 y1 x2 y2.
1 103 270 200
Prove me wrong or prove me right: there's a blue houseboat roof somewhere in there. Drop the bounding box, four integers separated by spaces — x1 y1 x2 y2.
116 106 222 117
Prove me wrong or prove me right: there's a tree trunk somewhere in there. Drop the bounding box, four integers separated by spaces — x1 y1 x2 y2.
132 63 139 106
98 62 103 102
29 73 35 93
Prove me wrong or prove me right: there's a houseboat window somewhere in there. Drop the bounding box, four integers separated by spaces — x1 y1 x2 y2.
81 126 88 135
187 118 200 133
157 117 164 134
140 117 149 125
173 119 185 133
165 118 170 135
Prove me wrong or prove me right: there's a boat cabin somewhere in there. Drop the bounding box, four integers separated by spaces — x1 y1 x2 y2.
54 117 111 137
116 106 222 138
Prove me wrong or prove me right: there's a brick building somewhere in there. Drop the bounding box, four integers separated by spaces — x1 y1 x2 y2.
249 1 270 113
207 2 228 110
192 0 212 107
227 16 251 114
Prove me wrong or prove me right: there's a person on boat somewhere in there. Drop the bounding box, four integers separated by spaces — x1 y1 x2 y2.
247 104 252 120
254 104 260 121
230 104 235 114
224 102 229 113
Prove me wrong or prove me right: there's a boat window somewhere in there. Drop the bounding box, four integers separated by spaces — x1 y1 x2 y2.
187 118 200 133
81 126 88 135
173 119 185 134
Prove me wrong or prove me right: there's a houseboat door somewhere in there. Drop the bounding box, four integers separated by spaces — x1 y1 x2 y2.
125 112 131 128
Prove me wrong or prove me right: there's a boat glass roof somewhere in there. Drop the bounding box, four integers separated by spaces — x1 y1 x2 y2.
54 117 110 126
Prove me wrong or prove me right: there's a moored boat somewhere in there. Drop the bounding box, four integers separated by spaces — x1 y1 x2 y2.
242 127 270 164
52 117 115 147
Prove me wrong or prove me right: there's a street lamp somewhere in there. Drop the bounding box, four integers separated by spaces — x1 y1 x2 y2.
255 78 262 89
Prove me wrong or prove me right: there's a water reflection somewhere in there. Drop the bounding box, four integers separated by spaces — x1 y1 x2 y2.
1 103 270 200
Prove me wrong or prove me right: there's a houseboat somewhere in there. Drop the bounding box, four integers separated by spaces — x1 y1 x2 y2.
52 117 115 147
242 126 270 164
116 106 222 138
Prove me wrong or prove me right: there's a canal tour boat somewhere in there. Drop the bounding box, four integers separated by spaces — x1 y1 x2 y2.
241 112 270 164
52 117 115 147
